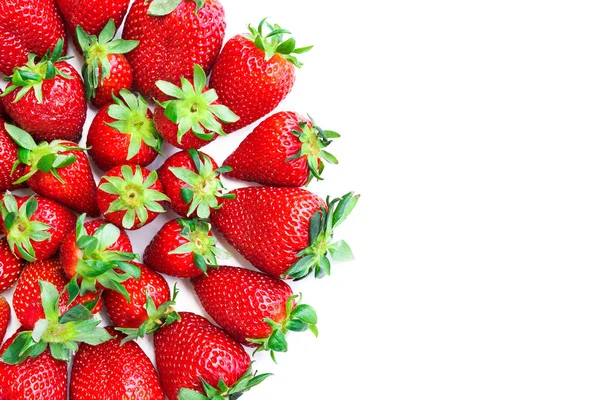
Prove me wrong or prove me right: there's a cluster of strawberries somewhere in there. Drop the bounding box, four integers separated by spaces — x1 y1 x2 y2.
0 0 358 398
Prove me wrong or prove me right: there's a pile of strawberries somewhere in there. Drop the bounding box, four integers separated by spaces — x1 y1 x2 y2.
0 0 358 398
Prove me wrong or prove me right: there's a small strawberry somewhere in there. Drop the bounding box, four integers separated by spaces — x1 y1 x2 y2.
144 219 228 278
70 327 166 400
0 117 26 191
154 312 270 400
0 192 77 262
5 123 100 216
154 64 238 149
1 40 87 143
76 20 139 107
210 19 312 133
0 297 10 343
0 238 24 294
211 188 359 279
158 149 231 218
97 164 170 230
224 112 340 187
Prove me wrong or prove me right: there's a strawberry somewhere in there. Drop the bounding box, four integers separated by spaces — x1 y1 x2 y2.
97 164 170 230
0 0 67 75
123 0 226 99
224 112 340 187
144 219 228 278
154 65 238 149
154 312 270 399
1 40 87 143
0 297 9 343
0 193 77 262
158 149 231 218
88 90 162 170
5 123 100 216
192 266 317 360
70 327 166 400
210 19 312 133
76 20 139 107
0 118 25 191
0 238 24 294
211 187 359 279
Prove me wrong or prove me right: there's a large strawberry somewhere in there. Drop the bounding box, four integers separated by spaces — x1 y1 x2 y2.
88 90 162 170
192 266 317 360
158 149 231 218
211 187 359 279
210 19 312 133
224 112 340 187
0 238 24 294
5 123 99 216
70 327 166 399
0 297 9 343
1 40 87 143
123 0 226 99
154 64 238 149
97 164 170 230
0 118 25 191
0 0 67 75
76 20 139 107
0 193 77 262
154 312 270 399
144 219 228 278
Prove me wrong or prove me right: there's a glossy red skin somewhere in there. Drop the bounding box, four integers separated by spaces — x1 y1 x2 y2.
91 54 135 107
224 112 313 187
88 104 158 171
70 327 166 400
210 35 296 133
123 0 225 99
2 195 77 261
97 164 167 230
0 297 9 343
154 312 250 399
12 259 102 330
0 331 68 399
0 238 24 294
193 266 293 346
0 89 5 117
25 144 99 216
0 0 67 75
2 62 86 143
157 151 218 217
211 187 325 279
0 117 25 191
60 219 133 280
103 263 170 329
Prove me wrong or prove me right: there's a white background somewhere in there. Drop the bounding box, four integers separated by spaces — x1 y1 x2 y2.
4 0 600 399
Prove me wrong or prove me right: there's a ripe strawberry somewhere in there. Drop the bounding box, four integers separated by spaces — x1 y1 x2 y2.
224 112 340 187
1 40 87 143
0 297 9 343
158 149 231 218
5 123 99 216
123 0 226 99
144 219 228 278
154 312 270 399
0 0 67 75
211 187 359 279
192 266 317 360
0 238 24 294
97 164 170 230
88 90 162 170
154 65 238 149
70 327 166 400
210 19 312 133
0 118 25 191
0 193 77 262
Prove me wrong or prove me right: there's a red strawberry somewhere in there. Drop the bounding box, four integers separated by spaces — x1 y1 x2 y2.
123 0 226 99
144 219 228 278
70 327 166 400
97 164 169 230
0 238 24 294
88 90 162 170
0 0 67 75
211 187 359 279
0 193 77 262
0 297 9 343
210 19 312 133
154 65 238 149
1 40 87 143
154 312 270 399
158 149 231 218
0 118 25 191
0 90 5 118
224 112 340 187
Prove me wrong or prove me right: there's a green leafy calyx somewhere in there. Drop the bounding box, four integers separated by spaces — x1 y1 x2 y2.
169 219 229 274
147 0 205 17
177 365 271 400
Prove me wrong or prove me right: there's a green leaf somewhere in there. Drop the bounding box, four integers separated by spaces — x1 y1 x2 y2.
178 388 207 400
107 39 139 54
49 343 71 361
156 80 184 98
148 0 183 16
267 329 288 353
59 304 92 323
208 104 239 123
329 240 354 262
276 37 296 54
332 192 359 228
98 19 116 43
39 281 60 322
24 196 38 219
32 319 50 342
290 304 318 324
37 154 57 172
4 123 37 150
